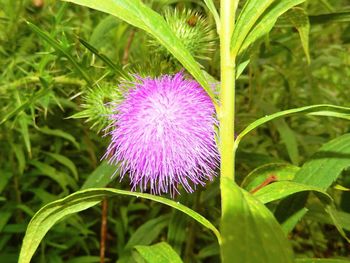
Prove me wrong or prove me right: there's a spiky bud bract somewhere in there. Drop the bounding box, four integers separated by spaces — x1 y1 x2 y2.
71 84 123 133
148 8 216 62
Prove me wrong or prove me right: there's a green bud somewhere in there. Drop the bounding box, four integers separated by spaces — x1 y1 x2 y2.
148 8 216 61
71 84 123 133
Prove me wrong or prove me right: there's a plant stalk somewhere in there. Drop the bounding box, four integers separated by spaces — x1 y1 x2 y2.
100 198 108 263
219 0 239 262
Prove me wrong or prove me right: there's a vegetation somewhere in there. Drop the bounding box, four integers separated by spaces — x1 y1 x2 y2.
1 0 350 262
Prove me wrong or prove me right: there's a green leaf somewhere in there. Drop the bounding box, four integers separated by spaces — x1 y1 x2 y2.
167 208 188 254
27 22 92 86
274 118 300 164
237 0 306 56
234 104 350 152
276 134 350 235
253 181 332 204
45 152 78 181
81 161 116 189
308 111 350 120
119 215 170 261
125 215 169 249
0 87 51 125
29 160 69 192
325 206 350 242
62 0 216 104
0 171 12 194
334 184 350 191
135 242 182 263
38 126 80 149
281 207 308 234
12 144 25 175
203 0 220 33
197 243 220 259
66 256 101 263
260 101 300 164
18 113 31 157
89 15 121 47
285 7 310 64
19 188 220 263
309 11 350 24
306 206 350 232
294 133 350 190
220 178 294 263
79 38 122 73
231 0 275 55
296 259 350 263
236 59 250 79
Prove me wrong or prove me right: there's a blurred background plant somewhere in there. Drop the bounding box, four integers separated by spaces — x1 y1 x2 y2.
1 0 350 262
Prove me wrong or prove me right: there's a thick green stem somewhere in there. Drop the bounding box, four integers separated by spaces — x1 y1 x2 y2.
219 1 237 195
219 0 238 262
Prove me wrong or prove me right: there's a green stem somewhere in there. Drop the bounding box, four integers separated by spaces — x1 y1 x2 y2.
219 0 239 262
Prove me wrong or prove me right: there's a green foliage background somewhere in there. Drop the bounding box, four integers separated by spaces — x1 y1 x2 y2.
1 0 350 262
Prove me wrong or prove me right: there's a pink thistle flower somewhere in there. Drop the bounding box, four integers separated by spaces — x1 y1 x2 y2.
104 72 219 196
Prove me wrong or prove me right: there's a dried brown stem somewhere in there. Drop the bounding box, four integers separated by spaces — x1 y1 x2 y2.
250 174 277 194
122 30 136 65
100 198 108 263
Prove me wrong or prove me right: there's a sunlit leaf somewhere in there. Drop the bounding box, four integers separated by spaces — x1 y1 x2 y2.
294 133 350 189
235 104 350 152
135 242 183 263
276 134 350 237
285 7 310 64
309 11 350 24
62 0 216 103
203 0 220 32
18 188 220 263
253 181 332 204
236 0 306 56
220 178 294 263
231 0 275 55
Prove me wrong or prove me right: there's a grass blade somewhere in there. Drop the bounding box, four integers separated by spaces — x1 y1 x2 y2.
27 22 92 86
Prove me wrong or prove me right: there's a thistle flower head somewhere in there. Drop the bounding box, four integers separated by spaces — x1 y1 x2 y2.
104 72 219 196
148 8 216 61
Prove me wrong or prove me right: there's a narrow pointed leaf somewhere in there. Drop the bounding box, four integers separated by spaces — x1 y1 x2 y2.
81 161 116 189
253 181 332 204
231 0 275 55
62 0 215 102
19 188 220 263
296 259 350 263
285 7 310 64
235 104 350 152
27 22 92 86
238 0 305 56
294 133 350 189
276 134 350 235
309 11 350 24
203 0 221 32
79 38 122 73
